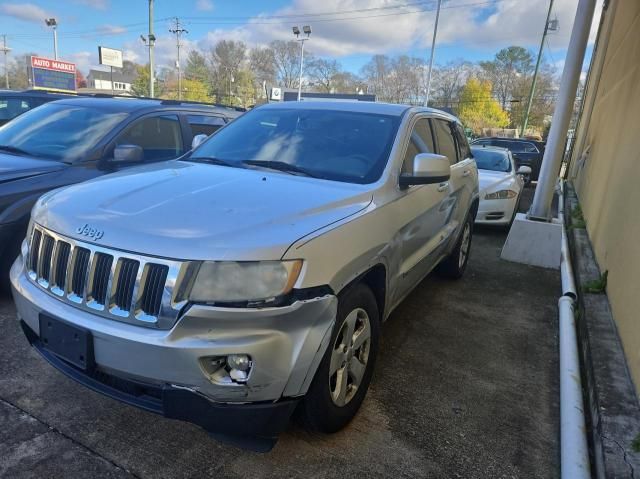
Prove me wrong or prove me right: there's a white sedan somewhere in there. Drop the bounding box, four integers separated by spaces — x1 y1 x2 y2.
472 145 531 227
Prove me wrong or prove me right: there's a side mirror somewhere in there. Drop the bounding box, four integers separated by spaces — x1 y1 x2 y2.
191 134 208 150
400 153 451 188
517 165 532 175
112 144 143 164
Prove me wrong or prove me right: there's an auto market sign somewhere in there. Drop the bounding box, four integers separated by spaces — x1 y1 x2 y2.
30 56 76 93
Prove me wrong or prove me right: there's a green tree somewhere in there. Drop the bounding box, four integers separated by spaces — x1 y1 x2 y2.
131 64 163 97
479 46 534 109
458 78 509 134
185 50 209 84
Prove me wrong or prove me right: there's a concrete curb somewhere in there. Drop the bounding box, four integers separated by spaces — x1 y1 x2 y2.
565 182 640 478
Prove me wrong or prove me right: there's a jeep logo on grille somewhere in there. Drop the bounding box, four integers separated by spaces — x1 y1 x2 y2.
76 224 104 240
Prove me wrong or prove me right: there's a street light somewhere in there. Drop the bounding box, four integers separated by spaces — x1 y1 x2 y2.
45 18 58 60
292 25 311 101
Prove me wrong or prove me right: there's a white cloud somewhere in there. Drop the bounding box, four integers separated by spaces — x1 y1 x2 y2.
0 3 53 23
97 24 127 35
74 0 108 9
68 50 94 74
196 0 214 12
193 0 602 60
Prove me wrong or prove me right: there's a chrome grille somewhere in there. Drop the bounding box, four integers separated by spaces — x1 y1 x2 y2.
26 224 190 329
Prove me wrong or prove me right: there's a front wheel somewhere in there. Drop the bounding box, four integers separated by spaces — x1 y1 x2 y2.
301 283 380 433
436 214 473 279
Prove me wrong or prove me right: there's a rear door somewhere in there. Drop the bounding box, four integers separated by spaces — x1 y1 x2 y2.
432 118 473 237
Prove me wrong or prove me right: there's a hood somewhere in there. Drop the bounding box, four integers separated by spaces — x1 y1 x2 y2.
0 152 67 184
478 169 514 194
33 161 373 261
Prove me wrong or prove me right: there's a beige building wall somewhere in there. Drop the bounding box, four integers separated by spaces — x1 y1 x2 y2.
572 0 640 392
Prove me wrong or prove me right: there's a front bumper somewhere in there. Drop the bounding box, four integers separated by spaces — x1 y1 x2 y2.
475 196 519 225
11 256 337 437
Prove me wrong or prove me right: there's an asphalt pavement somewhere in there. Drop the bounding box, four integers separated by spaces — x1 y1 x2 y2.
0 188 560 478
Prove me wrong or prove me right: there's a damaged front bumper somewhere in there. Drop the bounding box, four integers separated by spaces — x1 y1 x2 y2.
11 257 337 446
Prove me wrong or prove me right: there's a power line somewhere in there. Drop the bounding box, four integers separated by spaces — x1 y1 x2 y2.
169 17 188 100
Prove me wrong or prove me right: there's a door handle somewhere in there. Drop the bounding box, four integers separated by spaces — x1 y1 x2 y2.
437 182 449 192
462 170 471 177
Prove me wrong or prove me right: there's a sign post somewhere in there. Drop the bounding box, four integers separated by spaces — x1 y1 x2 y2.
30 56 76 93
98 46 123 95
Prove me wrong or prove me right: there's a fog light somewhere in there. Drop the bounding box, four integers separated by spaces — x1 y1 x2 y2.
227 354 251 371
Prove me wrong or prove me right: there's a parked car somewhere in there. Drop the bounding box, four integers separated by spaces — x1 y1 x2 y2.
0 89 73 126
11 101 479 450
0 97 243 290
472 145 530 227
471 137 543 182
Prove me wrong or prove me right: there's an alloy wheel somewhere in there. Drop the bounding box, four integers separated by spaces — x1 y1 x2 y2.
329 308 371 407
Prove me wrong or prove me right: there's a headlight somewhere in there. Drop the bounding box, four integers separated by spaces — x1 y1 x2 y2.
485 189 517 200
189 260 303 304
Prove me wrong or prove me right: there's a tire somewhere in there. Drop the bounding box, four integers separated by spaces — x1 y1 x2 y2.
436 213 473 279
301 283 380 433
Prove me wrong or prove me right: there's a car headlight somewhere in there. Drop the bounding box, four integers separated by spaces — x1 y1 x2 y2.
189 260 303 304
485 190 517 200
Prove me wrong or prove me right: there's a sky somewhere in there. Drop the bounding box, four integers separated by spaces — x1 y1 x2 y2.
0 0 602 76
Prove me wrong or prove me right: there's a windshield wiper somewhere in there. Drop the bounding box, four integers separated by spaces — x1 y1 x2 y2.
0 145 33 156
242 160 319 178
187 156 245 169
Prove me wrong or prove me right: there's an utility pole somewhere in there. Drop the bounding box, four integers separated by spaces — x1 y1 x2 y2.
424 0 442 106
148 0 155 98
169 17 188 100
521 0 555 136
1 35 10 89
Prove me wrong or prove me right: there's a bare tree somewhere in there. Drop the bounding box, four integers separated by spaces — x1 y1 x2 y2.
431 60 474 109
307 58 342 93
249 46 276 87
270 40 301 89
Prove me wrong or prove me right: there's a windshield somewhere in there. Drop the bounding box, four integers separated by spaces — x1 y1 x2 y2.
188 107 400 184
0 103 129 162
471 148 511 172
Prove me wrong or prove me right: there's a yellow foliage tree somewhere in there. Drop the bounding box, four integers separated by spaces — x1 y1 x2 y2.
458 78 509 134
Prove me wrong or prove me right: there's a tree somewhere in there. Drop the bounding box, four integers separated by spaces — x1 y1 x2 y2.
131 64 162 97
457 78 509 134
207 40 247 102
308 58 341 93
185 50 209 84
479 46 534 109
271 40 300 88
6 53 34 90
361 54 392 101
75 70 87 89
164 78 212 102
431 60 474 110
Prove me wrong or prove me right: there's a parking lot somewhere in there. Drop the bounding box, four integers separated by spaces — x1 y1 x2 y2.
0 189 560 479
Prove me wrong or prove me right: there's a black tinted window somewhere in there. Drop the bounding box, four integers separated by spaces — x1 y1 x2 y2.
187 115 226 137
0 97 31 121
454 123 471 160
116 114 184 162
433 119 458 165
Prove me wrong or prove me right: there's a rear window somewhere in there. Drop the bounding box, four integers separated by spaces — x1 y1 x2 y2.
187 115 227 137
432 119 458 165
0 97 32 121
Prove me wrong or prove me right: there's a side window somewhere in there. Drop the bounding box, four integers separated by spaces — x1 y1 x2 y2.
115 114 183 162
432 119 458 165
187 115 227 137
401 118 435 174
453 123 472 160
0 97 31 121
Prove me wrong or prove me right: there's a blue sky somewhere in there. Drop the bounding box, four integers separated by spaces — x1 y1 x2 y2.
0 0 601 75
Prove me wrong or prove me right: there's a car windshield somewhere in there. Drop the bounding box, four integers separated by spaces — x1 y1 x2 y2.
188 107 400 184
472 148 511 172
0 102 129 162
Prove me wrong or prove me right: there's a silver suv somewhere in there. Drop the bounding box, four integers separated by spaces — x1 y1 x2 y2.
11 101 479 450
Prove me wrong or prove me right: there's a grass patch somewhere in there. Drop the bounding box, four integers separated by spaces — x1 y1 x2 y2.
583 270 608 294
570 205 586 229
